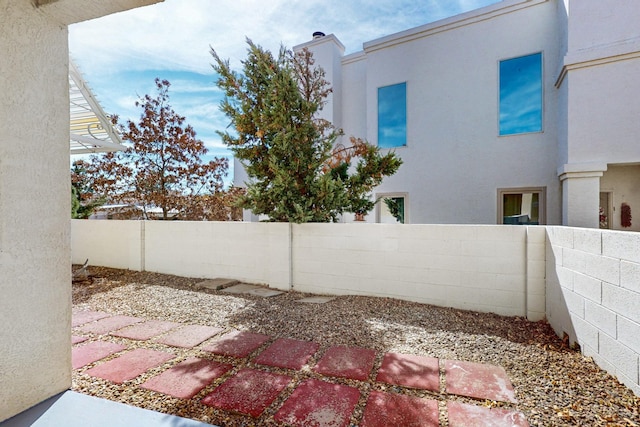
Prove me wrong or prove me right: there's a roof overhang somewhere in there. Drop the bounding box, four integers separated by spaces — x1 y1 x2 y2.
35 0 164 26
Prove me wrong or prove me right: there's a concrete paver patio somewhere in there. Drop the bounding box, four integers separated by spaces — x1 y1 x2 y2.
71 309 530 426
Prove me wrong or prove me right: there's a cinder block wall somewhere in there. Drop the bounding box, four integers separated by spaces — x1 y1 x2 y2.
143 222 290 289
72 221 545 319
71 220 144 271
292 224 544 318
546 226 640 396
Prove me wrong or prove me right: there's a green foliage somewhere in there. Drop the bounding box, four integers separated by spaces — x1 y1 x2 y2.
384 198 405 223
71 160 105 219
211 40 402 223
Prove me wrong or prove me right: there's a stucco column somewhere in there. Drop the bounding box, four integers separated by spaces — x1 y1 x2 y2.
558 163 607 228
0 0 162 422
0 2 72 421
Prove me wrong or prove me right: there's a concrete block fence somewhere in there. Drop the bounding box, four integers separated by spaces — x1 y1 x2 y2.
71 220 639 396
545 226 640 396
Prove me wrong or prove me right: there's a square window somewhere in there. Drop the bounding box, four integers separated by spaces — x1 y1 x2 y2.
498 188 545 225
499 53 542 136
378 83 407 148
378 195 406 224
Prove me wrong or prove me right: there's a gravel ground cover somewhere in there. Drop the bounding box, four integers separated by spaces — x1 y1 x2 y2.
72 267 640 426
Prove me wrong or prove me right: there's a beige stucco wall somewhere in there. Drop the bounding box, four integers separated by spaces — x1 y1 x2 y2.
0 2 72 421
0 0 162 422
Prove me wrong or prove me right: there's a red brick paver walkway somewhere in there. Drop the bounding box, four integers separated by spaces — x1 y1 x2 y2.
77 315 143 335
141 357 232 399
314 345 377 381
85 348 175 384
155 324 223 348
361 391 439 427
274 378 360 427
201 368 291 417
445 359 517 403
254 338 320 370
377 352 439 391
72 341 126 369
202 330 270 358
110 320 180 341
72 310 529 426
72 310 111 327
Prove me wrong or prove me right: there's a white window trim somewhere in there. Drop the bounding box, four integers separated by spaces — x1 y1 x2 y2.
497 187 546 225
497 51 545 137
376 192 409 224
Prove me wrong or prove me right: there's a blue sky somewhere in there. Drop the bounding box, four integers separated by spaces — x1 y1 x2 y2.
69 0 499 185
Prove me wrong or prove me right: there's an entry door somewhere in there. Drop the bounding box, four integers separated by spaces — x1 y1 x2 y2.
599 192 612 229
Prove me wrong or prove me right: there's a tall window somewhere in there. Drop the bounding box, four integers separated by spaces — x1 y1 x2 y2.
378 82 407 148
499 53 542 136
498 187 545 225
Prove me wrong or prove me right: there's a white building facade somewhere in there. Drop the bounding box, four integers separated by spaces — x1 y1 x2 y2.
236 0 640 230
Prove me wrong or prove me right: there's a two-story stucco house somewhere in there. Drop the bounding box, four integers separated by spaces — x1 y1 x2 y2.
235 0 640 231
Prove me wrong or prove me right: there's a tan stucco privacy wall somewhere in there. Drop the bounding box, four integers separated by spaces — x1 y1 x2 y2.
70 220 639 396
0 0 162 422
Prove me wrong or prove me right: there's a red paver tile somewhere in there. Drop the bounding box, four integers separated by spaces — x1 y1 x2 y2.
201 368 291 417
77 315 143 335
155 324 224 348
84 348 175 384
274 378 360 427
448 401 530 427
141 357 232 399
202 330 270 358
110 320 180 341
361 391 439 427
72 341 127 369
445 360 517 403
254 338 319 370
72 310 111 327
376 352 439 391
72 335 88 344
313 346 376 381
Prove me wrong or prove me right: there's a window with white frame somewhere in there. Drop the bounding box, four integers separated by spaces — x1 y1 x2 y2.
378 194 407 224
498 187 545 225
499 52 543 136
378 82 407 148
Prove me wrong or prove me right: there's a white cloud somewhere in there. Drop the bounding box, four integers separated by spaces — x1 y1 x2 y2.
70 0 499 76
69 0 499 166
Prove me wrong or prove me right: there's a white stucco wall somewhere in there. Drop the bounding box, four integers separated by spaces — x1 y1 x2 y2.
567 0 640 53
338 0 563 225
0 2 72 421
556 0 640 228
0 0 163 422
564 58 640 165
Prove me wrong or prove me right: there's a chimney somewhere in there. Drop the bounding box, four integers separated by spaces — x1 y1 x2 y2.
312 31 326 39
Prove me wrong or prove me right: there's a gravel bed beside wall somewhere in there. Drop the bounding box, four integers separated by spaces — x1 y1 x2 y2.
72 267 640 426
